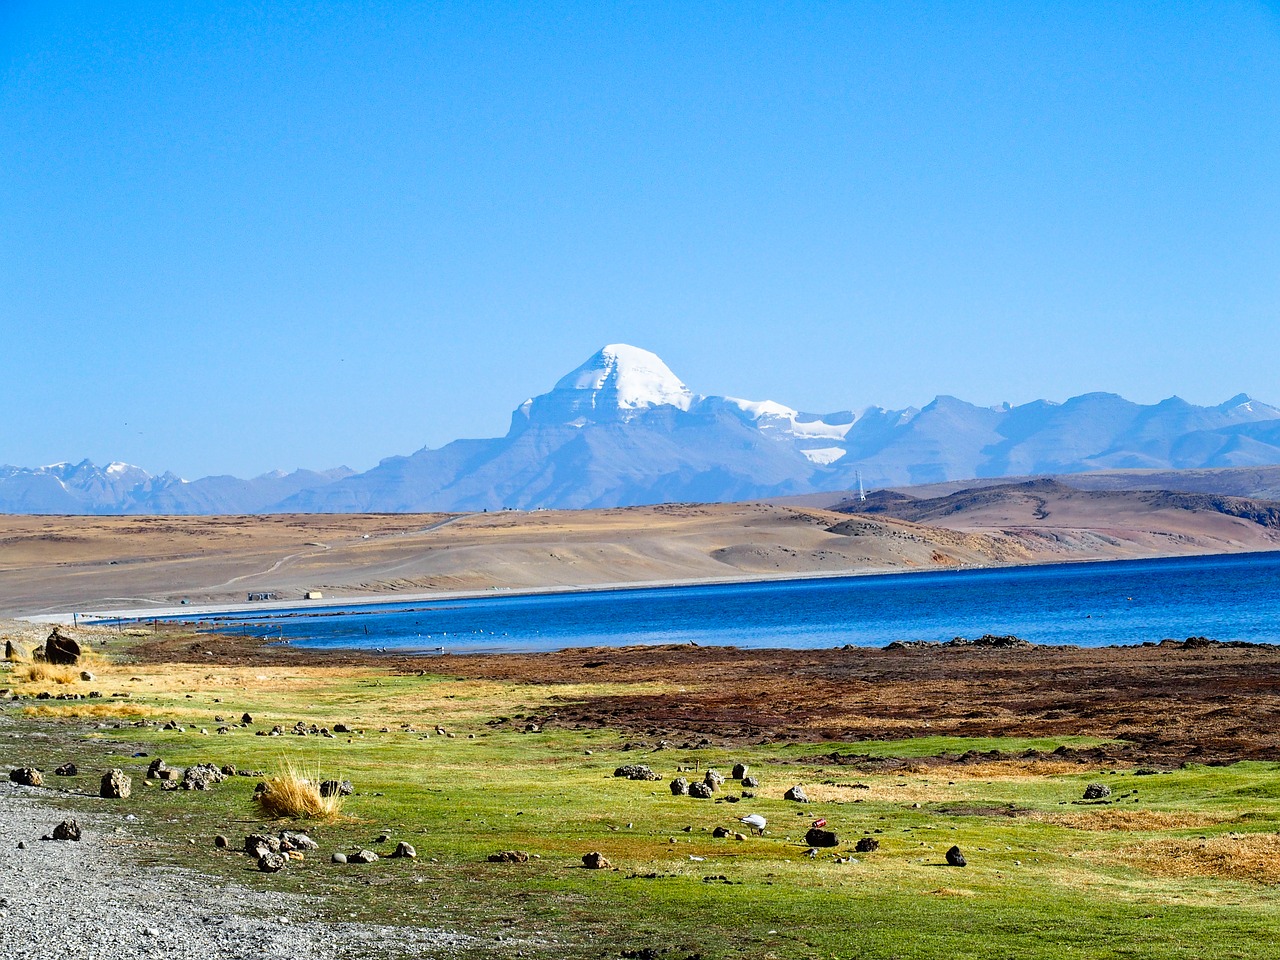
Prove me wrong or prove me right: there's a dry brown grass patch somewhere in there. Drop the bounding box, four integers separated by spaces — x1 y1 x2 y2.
254 762 346 821
1122 832 1280 884
19 663 79 684
1033 810 1230 832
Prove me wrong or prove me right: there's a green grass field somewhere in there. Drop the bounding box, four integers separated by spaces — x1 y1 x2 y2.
5 653 1280 959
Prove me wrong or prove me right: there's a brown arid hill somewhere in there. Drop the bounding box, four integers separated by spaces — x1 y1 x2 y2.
3 483 1280 618
842 479 1280 552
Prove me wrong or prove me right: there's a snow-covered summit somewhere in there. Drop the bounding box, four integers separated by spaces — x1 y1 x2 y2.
516 344 696 429
554 344 694 412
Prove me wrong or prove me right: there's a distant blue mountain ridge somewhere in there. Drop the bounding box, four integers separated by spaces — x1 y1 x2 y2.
6 344 1280 514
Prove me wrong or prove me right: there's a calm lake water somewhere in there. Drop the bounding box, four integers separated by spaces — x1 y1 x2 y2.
170 551 1280 654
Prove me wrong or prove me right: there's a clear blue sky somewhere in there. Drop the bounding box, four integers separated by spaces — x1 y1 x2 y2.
3 2 1277 478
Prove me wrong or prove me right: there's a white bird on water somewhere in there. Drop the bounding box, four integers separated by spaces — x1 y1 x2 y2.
739 814 767 836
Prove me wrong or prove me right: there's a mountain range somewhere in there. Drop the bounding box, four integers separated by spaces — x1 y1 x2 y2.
7 344 1280 514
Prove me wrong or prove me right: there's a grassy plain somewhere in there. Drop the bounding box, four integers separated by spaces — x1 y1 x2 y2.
5 632 1280 959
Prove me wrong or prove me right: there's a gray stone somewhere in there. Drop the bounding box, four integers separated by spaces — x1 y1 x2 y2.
854 837 880 853
99 769 131 799
214 835 228 849
349 849 379 864
731 763 749 779
146 758 169 779
946 845 967 867
688 782 714 799
51 819 82 841
279 831 319 852
54 763 77 777
181 763 225 791
784 785 809 803
319 779 353 798
390 841 417 859
582 851 611 869
669 777 690 796
742 776 759 788
1083 783 1112 800
244 834 281 858
331 852 348 864
257 851 287 873
703 770 725 791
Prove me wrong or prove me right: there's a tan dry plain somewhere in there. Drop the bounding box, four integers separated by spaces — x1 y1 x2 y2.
3 482 1279 618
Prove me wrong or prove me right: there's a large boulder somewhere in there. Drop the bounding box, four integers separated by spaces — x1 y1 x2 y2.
946 845 967 867
784 785 810 803
99 769 131 799
9 767 43 787
731 763 749 780
44 628 83 666
669 777 690 796
688 782 714 799
1083 783 1112 800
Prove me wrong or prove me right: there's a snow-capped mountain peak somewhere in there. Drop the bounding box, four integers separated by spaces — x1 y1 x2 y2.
553 344 694 412
517 344 695 429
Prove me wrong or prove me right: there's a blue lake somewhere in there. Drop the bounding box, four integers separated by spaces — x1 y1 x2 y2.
166 551 1280 654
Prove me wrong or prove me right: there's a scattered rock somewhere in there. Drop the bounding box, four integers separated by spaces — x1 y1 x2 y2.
669 777 690 796
349 849 379 864
854 837 880 853
805 828 839 847
54 763 77 777
742 776 759 788
331 852 348 864
99 769 131 799
333 723 350 733
946 845 967 867
784 785 809 803
613 764 661 782
244 834 282 858
79 671 95 682
257 851 287 873
319 779 353 798
214 835 228 849
703 770 725 791
9 767 43 787
241 713 253 724
51 819 82 842
688 782 714 799
181 763 226 791
731 763 749 779
375 832 392 843
487 850 530 863
1083 783 1112 800
712 826 732 838
582 851 612 869
390 841 417 859
279 831 319 852
220 764 237 776
147 759 170 779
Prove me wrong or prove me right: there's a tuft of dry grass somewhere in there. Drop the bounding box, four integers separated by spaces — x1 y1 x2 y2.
254 761 346 821
19 663 79 684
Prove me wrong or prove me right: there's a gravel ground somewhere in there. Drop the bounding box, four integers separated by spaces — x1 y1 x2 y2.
0 781 480 960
